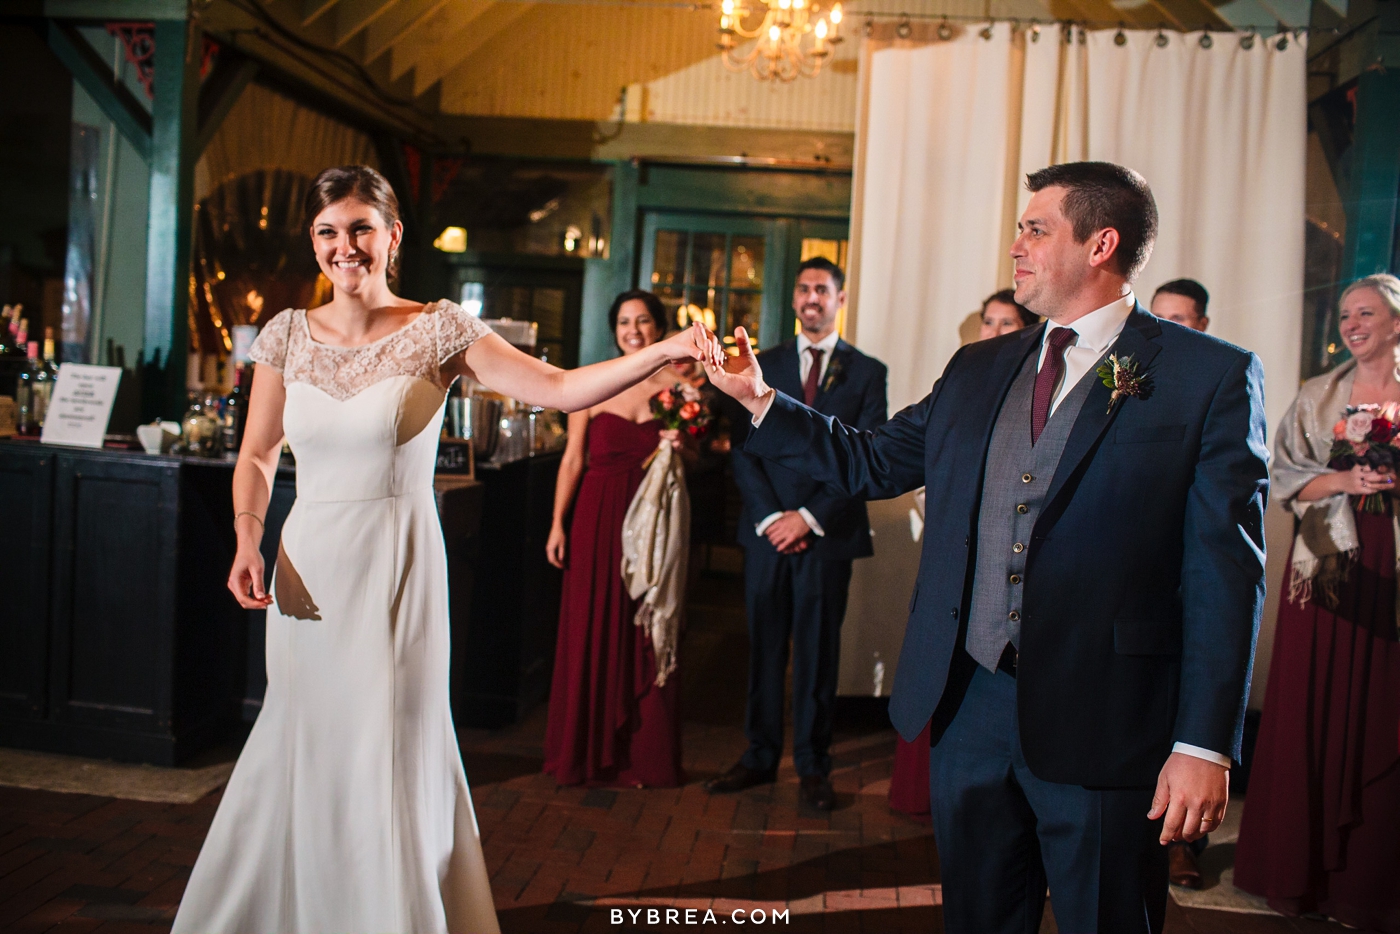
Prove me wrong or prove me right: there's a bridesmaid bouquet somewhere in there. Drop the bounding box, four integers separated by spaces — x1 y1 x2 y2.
651 384 713 437
1329 402 1400 512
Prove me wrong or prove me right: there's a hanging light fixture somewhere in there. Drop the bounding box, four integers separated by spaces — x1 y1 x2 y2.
717 0 842 81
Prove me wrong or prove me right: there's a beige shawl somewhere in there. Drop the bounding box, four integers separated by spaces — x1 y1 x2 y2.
620 442 690 687
1275 360 1400 604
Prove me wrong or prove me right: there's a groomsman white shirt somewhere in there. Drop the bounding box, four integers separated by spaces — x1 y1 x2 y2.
754 330 841 539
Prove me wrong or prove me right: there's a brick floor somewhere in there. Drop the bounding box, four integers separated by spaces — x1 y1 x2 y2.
0 556 1357 933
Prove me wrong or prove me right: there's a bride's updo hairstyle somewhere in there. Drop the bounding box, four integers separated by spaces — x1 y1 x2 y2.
304 165 403 279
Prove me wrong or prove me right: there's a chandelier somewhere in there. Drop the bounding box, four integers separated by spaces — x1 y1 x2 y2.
717 0 843 81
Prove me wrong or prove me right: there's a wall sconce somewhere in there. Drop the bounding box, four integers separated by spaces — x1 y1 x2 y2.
434 227 467 253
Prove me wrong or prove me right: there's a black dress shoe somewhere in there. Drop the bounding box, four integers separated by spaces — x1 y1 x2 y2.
800 774 836 811
704 762 776 793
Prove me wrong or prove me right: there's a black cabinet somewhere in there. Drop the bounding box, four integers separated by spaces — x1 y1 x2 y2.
0 442 246 765
455 453 563 728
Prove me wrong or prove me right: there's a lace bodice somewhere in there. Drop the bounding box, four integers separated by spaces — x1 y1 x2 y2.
248 300 490 401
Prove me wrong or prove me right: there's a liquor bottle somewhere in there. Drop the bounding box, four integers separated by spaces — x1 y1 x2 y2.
15 342 39 435
41 328 59 376
15 317 28 350
222 361 249 454
0 306 12 356
31 336 55 430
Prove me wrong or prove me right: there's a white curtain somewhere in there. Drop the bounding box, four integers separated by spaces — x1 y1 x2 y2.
838 24 1307 700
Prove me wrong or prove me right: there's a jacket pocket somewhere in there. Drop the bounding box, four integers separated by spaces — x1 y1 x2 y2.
1113 618 1181 656
1115 423 1186 444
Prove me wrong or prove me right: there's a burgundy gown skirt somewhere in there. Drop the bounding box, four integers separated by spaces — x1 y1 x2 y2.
889 726 932 820
1234 505 1400 931
543 414 683 788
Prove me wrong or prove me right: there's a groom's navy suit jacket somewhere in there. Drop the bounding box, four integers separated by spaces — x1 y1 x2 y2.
745 307 1269 787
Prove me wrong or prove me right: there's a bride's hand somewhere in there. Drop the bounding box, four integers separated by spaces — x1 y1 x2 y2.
653 322 720 367
546 522 568 569
228 545 273 609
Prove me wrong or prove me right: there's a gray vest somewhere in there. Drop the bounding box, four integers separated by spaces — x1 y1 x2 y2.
964 348 1099 672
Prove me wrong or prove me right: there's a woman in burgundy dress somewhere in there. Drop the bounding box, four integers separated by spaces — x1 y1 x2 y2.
543 290 691 787
1235 274 1400 931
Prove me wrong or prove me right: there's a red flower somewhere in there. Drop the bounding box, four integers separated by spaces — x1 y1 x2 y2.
679 401 702 421
687 425 701 436
1369 418 1394 443
657 389 674 408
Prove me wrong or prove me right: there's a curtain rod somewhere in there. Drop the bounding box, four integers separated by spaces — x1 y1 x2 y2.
482 0 1338 36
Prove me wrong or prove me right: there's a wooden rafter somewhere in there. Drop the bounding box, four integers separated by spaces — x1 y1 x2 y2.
333 0 407 47
390 0 495 80
300 0 340 27
413 1 538 94
361 0 452 61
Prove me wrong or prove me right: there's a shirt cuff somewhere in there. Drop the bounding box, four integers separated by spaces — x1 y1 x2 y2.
754 512 784 536
750 389 777 427
1172 742 1232 768
797 508 826 537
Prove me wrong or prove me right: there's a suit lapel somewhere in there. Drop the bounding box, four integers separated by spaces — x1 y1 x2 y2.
813 341 853 407
1041 306 1163 510
972 325 1045 459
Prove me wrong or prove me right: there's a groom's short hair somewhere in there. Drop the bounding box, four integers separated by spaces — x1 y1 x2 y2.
1024 162 1158 282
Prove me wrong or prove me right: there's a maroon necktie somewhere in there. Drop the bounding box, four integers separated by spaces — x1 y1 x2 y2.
1031 327 1077 444
803 347 824 406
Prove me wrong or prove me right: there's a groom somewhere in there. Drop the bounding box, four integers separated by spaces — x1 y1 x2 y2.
703 162 1268 932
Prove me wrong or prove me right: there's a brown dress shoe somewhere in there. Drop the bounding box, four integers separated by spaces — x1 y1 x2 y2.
704 762 776 793
1168 842 1203 889
800 774 836 811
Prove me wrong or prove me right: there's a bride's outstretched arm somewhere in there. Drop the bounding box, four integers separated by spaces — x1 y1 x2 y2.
228 363 286 609
451 322 719 413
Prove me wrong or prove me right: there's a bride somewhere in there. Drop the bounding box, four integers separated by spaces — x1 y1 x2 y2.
173 165 711 934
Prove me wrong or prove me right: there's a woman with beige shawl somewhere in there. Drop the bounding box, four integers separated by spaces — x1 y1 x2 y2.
1235 274 1400 930
542 290 696 788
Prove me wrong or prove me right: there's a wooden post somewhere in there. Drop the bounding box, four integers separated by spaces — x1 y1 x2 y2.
142 15 201 420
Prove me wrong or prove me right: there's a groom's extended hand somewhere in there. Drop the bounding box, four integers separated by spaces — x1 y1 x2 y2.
1148 752 1229 844
701 327 773 418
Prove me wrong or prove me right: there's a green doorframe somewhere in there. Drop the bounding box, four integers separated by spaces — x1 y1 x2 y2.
580 160 852 365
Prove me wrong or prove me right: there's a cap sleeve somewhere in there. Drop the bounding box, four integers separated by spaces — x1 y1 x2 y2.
248 309 295 372
435 299 492 364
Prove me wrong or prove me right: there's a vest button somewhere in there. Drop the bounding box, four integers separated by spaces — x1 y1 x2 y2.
1022 473 1033 483
1008 611 1020 622
1009 574 1021 584
950 608 959 619
1012 542 1024 553
1016 504 1028 514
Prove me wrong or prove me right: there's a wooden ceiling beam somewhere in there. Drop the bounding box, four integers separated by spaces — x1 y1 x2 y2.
333 0 406 46
301 0 340 27
388 0 495 79
413 1 536 95
362 0 453 61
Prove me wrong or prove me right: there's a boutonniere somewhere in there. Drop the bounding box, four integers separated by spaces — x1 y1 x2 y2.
821 355 845 393
1094 353 1149 414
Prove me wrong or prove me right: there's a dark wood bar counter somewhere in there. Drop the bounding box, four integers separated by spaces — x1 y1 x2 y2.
0 439 563 765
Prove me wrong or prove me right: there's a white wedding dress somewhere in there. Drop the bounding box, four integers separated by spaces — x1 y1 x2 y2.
172 300 500 934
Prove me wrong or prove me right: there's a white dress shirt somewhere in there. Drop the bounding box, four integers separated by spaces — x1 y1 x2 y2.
1038 293 1134 415
754 330 842 539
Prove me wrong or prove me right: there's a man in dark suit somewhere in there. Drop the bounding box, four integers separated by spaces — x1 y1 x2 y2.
705 256 888 811
699 163 1267 932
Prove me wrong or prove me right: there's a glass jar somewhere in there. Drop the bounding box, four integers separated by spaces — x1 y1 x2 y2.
181 393 224 457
